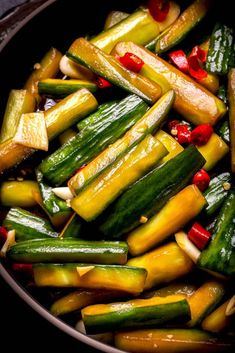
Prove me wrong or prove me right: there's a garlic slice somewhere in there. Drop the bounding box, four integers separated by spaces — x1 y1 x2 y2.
175 231 201 263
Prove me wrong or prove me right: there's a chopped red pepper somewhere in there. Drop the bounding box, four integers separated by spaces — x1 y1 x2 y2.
118 52 144 73
148 0 170 22
12 263 33 272
190 45 207 63
187 55 208 80
192 169 210 191
191 124 213 146
188 222 211 250
96 76 113 89
168 50 189 73
176 124 191 145
168 119 180 133
0 226 8 240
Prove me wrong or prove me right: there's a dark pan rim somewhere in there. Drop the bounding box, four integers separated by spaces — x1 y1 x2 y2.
0 1 124 352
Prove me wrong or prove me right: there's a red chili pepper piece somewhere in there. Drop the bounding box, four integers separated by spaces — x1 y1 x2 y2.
168 119 180 132
0 226 8 240
176 124 191 145
190 45 207 63
192 169 210 191
118 52 144 73
96 76 113 89
12 263 33 272
148 0 170 22
188 222 211 250
191 124 213 146
168 50 189 73
187 55 208 80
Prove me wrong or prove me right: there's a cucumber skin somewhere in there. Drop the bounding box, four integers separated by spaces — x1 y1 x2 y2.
83 299 190 334
206 23 234 75
7 239 128 264
3 207 58 241
199 190 235 276
99 145 206 239
77 101 118 131
204 172 231 216
39 95 148 186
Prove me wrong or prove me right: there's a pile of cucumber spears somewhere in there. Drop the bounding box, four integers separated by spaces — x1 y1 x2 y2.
0 0 235 352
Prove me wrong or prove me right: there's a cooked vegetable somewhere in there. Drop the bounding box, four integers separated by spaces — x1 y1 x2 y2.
1 0 235 350
67 38 162 104
59 55 95 80
197 133 229 171
51 289 126 316
127 242 194 290
192 169 210 191
155 0 210 54
112 41 226 125
187 281 225 327
127 185 206 256
228 68 235 172
143 282 197 299
13 112 48 151
90 8 161 54
0 89 98 175
38 78 97 98
33 263 147 294
58 128 77 145
104 11 129 30
187 222 211 250
217 120 230 144
82 295 190 333
3 207 58 241
114 328 234 353
44 88 98 140
0 139 33 174
0 180 39 208
206 23 234 75
77 101 118 131
39 95 148 185
7 239 128 264
198 189 235 276
175 231 201 264
0 90 35 143
155 129 183 163
69 91 174 194
35 170 72 227
59 213 83 239
71 135 168 221
201 299 232 333
204 172 231 216
191 124 213 147
99 145 205 239
24 47 62 97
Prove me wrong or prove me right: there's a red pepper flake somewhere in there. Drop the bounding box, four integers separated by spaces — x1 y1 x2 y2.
0 226 8 240
96 76 113 89
168 46 208 80
191 124 213 146
118 52 144 73
187 55 208 80
192 169 210 191
176 124 191 145
12 263 33 272
188 222 211 250
190 45 207 63
168 50 189 73
148 0 170 22
168 120 180 132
